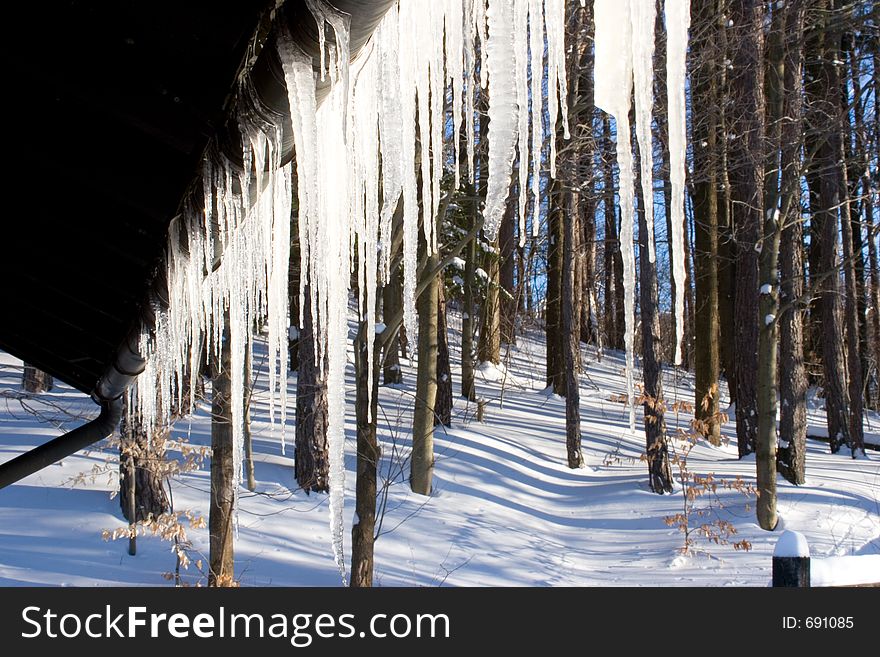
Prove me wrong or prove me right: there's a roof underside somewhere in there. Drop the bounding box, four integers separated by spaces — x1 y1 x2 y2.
0 1 273 393
0 0 396 396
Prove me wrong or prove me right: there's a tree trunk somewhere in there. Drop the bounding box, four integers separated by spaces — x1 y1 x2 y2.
716 4 737 401
22 365 53 393
601 117 624 351
119 406 170 525
805 2 850 453
637 142 673 494
289 217 301 373
435 284 453 427
562 187 583 468
778 0 807 486
838 123 866 456
461 224 477 401
382 265 403 385
411 242 439 496
350 320 381 587
691 0 722 444
579 188 598 347
842 39 869 411
209 328 235 587
499 174 517 345
546 177 565 395
295 284 330 493
242 339 256 492
753 0 792 532
477 234 502 364
729 0 766 458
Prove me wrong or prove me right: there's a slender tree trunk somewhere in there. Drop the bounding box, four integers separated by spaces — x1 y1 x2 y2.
778 0 807 486
350 319 381 587
22 365 53 393
560 0 592 466
562 186 583 468
461 223 477 401
546 177 565 395
691 0 722 444
848 40 878 410
580 188 598 347
435 284 453 427
805 2 850 453
209 328 234 587
838 125 866 456
411 243 439 496
295 284 330 493
729 0 766 458
601 118 624 351
289 217 301 373
119 405 170 524
478 231 502 365
382 265 403 385
499 174 517 345
637 152 673 494
844 38 870 409
753 0 790 532
867 192 880 409
242 340 256 492
716 3 737 400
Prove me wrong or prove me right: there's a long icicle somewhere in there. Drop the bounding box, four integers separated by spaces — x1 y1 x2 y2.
666 0 690 366
594 0 636 431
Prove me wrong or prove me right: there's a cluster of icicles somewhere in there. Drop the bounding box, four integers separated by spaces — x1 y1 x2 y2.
131 0 690 582
594 0 690 430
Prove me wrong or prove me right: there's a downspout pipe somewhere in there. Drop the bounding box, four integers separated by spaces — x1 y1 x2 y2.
0 398 123 489
0 328 144 489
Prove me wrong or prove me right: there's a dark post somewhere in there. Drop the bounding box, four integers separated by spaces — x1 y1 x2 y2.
772 530 810 587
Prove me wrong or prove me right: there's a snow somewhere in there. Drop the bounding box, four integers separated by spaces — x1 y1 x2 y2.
760 284 773 295
774 530 809 558
811 555 880 587
2 321 878 587
765 314 775 326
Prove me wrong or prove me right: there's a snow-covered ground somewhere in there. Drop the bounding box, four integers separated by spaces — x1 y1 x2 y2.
1 312 878 587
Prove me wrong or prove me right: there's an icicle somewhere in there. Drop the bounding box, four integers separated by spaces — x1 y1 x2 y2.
446 0 464 190
483 0 519 241
514 0 529 238
594 0 691 426
376 7 403 283
528 0 544 239
464 0 477 185
306 0 328 81
594 0 636 431
429 2 444 252
397 2 420 348
545 0 569 178
137 0 589 587
631 0 656 264
317 74 351 584
475 0 489 89
666 0 690 366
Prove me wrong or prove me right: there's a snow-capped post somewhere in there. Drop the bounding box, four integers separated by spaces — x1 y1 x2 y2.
772 530 810 587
